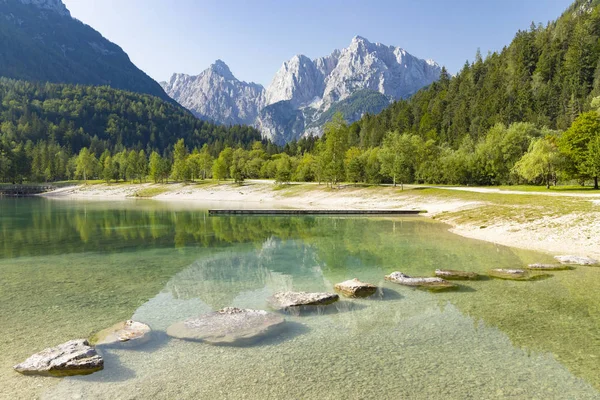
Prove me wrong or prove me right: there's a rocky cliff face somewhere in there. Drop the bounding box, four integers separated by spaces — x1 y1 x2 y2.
164 36 441 144
161 60 265 125
265 36 440 111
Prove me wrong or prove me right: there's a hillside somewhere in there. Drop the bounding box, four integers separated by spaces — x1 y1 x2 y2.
0 78 262 151
0 0 172 102
352 0 600 148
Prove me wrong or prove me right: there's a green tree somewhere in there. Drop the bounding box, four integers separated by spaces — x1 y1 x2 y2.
171 139 190 182
126 150 139 182
187 153 201 181
0 143 12 183
102 154 117 183
362 147 383 184
230 148 249 184
293 153 316 182
75 147 97 183
586 136 600 188
198 144 213 180
513 137 564 189
212 147 233 183
345 147 364 185
322 113 348 186
148 151 162 183
246 141 267 178
275 153 293 184
379 131 415 189
137 150 148 182
560 111 600 188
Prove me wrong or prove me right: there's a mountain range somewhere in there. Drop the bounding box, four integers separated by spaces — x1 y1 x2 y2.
0 0 172 102
161 36 442 144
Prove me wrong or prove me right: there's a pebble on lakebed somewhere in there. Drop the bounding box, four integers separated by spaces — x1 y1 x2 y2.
166 307 286 345
13 339 103 377
334 278 377 298
90 320 152 347
385 271 458 291
434 269 479 280
268 291 340 310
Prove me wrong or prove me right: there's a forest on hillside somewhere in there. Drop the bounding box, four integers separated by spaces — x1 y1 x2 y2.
2 0 600 188
0 79 271 183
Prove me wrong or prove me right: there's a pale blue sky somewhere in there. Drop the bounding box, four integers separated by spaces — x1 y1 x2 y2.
62 0 573 86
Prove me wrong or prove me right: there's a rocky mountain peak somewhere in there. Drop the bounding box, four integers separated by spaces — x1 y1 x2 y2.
209 59 235 80
15 0 70 16
161 62 265 126
349 35 373 49
164 36 441 144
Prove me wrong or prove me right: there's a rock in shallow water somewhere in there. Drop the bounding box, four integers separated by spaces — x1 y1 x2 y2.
434 269 479 280
527 263 573 271
385 272 457 291
166 307 285 345
554 255 598 266
334 279 377 298
91 320 151 347
13 339 103 377
488 269 540 281
268 291 339 310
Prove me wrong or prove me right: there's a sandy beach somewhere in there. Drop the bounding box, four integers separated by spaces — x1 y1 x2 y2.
42 181 600 261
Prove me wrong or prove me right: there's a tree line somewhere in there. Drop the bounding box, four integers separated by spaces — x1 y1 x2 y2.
0 78 273 183
43 104 598 190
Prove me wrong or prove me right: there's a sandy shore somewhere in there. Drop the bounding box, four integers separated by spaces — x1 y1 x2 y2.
42 181 600 261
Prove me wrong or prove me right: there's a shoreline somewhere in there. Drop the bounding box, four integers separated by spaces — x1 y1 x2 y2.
40 181 600 260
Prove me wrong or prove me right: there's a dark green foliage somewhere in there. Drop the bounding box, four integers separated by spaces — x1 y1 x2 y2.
309 90 391 129
0 0 171 102
352 2 600 148
0 78 262 151
0 79 264 182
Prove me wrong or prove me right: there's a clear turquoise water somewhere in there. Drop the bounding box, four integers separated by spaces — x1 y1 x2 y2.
0 198 599 399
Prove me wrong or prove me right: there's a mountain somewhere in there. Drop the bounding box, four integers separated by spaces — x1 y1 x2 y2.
0 0 172 102
265 36 441 110
163 36 441 145
160 60 265 125
255 101 305 146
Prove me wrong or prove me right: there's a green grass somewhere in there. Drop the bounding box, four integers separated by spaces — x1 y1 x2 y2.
494 184 598 193
131 186 170 198
418 188 596 225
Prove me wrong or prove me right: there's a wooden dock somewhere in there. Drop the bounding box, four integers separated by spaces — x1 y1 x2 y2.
208 209 424 216
0 185 56 197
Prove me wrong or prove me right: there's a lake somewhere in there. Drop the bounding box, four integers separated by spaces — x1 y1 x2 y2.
0 198 599 399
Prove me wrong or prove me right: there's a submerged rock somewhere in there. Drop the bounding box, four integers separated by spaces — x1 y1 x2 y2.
385 272 457 291
13 339 103 377
334 278 377 298
166 307 285 345
527 263 573 271
268 291 339 310
554 255 598 266
434 269 479 280
488 269 535 280
90 320 151 347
